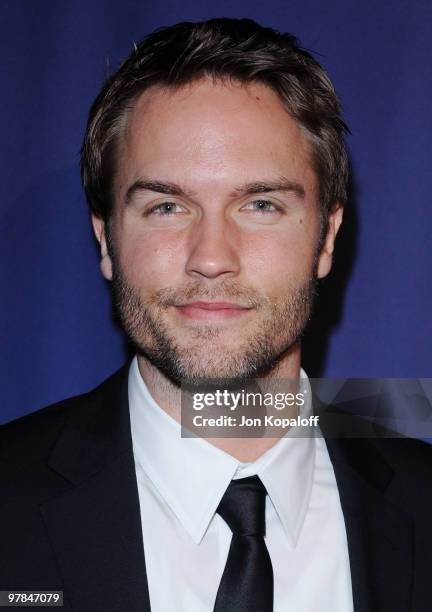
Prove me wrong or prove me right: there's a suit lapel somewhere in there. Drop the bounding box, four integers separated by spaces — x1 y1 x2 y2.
320 410 414 612
39 364 151 612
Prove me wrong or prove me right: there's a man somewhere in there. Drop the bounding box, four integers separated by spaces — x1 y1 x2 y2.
1 17 431 612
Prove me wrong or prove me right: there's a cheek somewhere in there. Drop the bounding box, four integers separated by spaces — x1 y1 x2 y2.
241 222 319 290
117 229 187 289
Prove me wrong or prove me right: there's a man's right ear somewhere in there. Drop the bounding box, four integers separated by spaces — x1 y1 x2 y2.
91 214 113 281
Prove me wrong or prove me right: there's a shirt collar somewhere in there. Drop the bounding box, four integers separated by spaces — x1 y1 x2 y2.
128 356 316 547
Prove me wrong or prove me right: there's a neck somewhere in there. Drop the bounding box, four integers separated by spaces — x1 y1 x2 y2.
137 345 302 462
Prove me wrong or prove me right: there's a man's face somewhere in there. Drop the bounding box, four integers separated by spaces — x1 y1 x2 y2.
93 78 342 385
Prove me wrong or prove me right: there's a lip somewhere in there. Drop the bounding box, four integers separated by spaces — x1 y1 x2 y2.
179 301 249 310
175 301 252 320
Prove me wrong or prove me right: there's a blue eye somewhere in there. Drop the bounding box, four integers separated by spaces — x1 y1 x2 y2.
147 202 184 215
247 199 278 213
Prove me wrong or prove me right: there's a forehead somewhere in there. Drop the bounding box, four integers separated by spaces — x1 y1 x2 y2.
116 77 316 197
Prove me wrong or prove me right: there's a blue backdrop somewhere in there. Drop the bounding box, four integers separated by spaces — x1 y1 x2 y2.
1 0 431 424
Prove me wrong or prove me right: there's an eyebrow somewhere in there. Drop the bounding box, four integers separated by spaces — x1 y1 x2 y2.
124 176 305 204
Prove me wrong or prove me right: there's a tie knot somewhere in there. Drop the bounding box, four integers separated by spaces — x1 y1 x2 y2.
217 476 267 536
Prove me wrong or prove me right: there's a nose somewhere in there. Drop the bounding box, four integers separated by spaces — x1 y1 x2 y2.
185 214 240 280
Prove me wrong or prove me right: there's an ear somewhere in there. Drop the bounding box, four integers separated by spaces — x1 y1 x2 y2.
316 204 344 279
91 214 113 281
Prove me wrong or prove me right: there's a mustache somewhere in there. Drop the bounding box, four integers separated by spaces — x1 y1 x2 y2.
152 281 266 309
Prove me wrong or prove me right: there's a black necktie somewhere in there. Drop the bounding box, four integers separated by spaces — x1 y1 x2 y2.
213 476 274 612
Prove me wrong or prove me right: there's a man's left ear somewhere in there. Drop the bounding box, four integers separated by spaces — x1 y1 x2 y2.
316 203 344 279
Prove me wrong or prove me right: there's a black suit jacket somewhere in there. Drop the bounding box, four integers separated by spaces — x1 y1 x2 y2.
1 364 432 611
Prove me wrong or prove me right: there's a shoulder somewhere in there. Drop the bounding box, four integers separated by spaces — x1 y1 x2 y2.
320 405 432 493
373 435 432 486
0 364 129 468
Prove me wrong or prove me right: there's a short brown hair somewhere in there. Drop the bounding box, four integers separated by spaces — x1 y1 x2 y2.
81 17 349 230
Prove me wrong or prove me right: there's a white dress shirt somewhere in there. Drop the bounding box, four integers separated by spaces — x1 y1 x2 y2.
128 356 354 611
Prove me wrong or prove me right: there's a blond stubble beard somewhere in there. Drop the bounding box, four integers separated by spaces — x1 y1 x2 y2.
110 260 318 387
